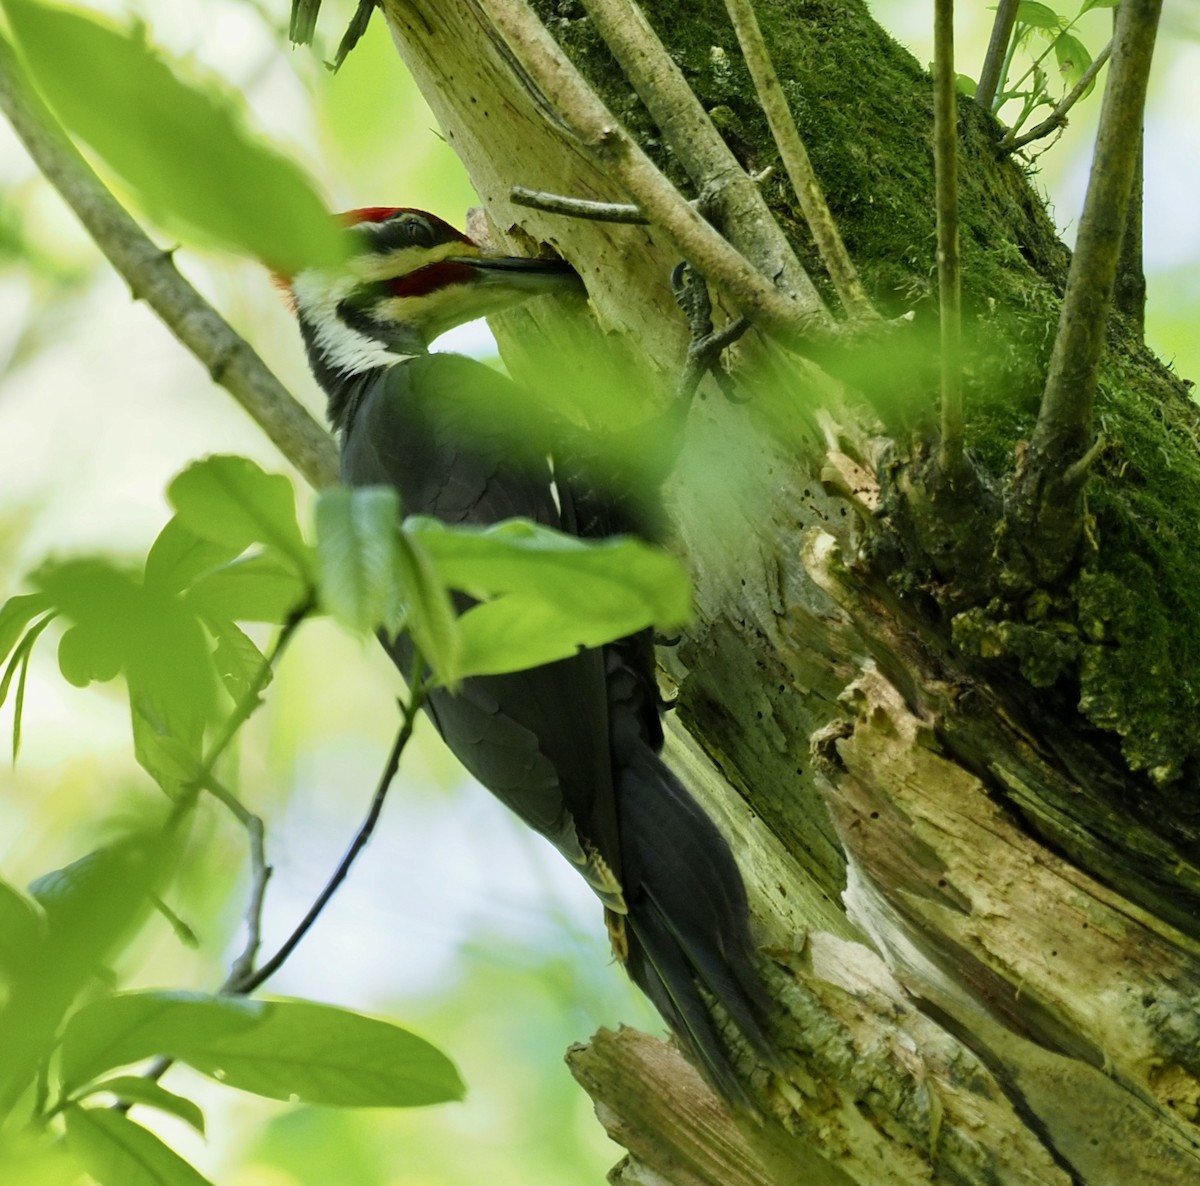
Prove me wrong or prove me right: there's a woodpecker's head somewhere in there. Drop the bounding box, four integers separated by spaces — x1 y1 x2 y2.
286 206 583 380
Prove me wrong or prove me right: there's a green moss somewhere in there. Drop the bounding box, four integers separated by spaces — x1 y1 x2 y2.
533 0 1200 799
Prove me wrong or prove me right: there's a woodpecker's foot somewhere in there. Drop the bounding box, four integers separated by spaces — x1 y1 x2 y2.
671 263 751 405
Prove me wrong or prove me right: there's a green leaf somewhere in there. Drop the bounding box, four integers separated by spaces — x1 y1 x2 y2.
315 486 406 636
206 618 270 704
144 516 243 596
1017 1 1065 29
955 73 978 98
185 552 311 624
65 1106 215 1186
78 1076 205 1136
36 559 217 750
168 456 311 574
61 991 265 1091
1053 31 1093 93
394 528 461 688
0 592 52 665
1080 0 1117 11
2 0 343 273
0 875 46 977
60 991 463 1108
0 833 167 1116
0 1132 80 1186
175 997 465 1108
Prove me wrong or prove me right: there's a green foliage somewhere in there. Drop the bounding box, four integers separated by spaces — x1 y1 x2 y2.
1 448 691 1179
977 0 1114 136
1 0 344 272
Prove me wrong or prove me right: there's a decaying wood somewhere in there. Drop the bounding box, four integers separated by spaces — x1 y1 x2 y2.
377 1 1200 1182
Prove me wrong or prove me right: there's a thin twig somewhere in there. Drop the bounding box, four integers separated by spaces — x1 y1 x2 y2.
221 816 270 990
933 0 964 476
0 33 338 490
563 0 828 333
722 0 875 321
976 0 1020 112
232 676 427 994
1001 41 1112 153
511 187 649 223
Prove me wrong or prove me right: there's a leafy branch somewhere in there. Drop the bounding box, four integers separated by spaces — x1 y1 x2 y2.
0 25 338 488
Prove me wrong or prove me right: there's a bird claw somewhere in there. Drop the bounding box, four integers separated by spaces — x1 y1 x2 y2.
672 263 750 405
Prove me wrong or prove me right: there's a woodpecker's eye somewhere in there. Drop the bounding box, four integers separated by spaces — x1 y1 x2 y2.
398 214 435 248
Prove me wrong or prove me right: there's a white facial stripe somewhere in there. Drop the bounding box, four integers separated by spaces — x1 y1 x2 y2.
291 269 404 376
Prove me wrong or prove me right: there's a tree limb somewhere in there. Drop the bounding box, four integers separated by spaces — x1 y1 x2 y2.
578 0 823 316
0 32 339 490
722 0 874 321
1015 0 1162 580
975 0 1020 112
481 0 834 349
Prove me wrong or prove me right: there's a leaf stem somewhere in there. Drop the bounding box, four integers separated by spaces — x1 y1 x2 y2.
1001 40 1112 153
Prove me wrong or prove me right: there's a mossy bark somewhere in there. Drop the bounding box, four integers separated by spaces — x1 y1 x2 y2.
380 0 1200 1180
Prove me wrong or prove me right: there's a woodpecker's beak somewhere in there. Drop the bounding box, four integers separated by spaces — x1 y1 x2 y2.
452 253 585 296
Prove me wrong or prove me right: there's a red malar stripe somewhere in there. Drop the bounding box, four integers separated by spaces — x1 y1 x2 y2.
389 261 477 298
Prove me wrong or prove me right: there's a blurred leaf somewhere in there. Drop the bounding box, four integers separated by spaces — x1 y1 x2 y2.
186 552 310 624
0 833 167 1118
1053 31 1093 94
61 991 264 1091
415 516 691 626
206 618 270 704
168 456 312 575
0 1132 80 1186
394 527 461 688
315 486 406 636
1017 1 1064 29
0 592 52 665
76 1076 205 1136
35 559 217 752
144 516 242 596
0 875 46 977
1 615 54 765
1080 0 1117 10
131 707 202 797
955 73 977 98
65 1106 215 1186
2 0 343 273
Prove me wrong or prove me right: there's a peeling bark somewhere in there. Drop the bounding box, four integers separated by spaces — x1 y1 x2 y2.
379 1 1200 1181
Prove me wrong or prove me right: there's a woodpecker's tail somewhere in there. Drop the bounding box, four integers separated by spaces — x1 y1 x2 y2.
614 745 771 1101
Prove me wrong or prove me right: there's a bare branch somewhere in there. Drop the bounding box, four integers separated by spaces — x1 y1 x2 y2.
511 186 650 223
233 675 427 994
976 0 1020 112
1029 1 1161 477
567 0 829 329
0 32 339 490
722 0 875 321
1000 41 1112 154
933 0 963 476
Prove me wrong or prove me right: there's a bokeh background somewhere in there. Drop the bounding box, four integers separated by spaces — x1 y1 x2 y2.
1 2 1197 1183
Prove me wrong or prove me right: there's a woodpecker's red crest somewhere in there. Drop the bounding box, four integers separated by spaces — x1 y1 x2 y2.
287 206 581 377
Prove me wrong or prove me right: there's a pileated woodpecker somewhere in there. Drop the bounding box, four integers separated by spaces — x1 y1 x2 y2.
288 207 769 1098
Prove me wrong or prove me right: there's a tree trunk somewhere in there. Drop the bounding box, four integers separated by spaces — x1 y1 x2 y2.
378 1 1200 1181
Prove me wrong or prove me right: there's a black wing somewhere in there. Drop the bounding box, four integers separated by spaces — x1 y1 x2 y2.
339 354 622 897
